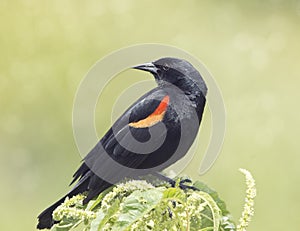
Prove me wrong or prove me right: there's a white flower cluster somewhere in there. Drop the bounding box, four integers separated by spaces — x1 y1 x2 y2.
237 168 257 231
53 194 96 221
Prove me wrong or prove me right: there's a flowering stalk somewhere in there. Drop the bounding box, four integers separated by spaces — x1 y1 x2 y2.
237 168 257 231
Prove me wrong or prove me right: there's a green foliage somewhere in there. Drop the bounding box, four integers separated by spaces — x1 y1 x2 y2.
51 171 256 231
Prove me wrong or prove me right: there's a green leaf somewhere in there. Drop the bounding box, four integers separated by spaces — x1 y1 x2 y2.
51 223 73 231
90 198 120 231
89 210 105 231
89 185 114 211
193 181 236 230
162 187 186 202
193 181 229 215
51 219 82 231
112 188 164 230
197 191 221 231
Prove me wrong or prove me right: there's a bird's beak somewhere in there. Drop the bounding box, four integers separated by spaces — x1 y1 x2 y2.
132 62 158 75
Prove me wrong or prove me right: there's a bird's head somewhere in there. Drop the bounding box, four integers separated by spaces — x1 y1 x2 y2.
133 57 207 96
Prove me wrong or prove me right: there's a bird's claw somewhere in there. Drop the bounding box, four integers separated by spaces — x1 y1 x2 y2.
179 182 199 191
168 178 199 191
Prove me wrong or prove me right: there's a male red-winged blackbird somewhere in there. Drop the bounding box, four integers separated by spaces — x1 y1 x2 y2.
37 57 207 229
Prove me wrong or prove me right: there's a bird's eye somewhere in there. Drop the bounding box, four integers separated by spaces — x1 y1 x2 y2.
156 69 162 76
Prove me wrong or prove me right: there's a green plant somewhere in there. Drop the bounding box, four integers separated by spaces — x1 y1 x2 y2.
50 169 256 231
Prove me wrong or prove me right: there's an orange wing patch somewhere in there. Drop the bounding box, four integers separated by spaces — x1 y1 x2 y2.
129 95 170 128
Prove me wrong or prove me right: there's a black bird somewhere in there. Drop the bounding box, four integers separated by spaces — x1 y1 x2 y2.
37 57 207 229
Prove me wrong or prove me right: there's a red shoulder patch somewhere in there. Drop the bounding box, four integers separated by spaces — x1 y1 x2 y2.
129 95 170 128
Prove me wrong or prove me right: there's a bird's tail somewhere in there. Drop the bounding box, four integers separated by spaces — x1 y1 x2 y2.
37 196 65 229
37 178 89 229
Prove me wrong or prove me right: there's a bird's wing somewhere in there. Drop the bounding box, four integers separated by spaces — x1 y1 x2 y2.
71 88 171 185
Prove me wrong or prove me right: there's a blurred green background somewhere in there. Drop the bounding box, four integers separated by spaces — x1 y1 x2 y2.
1 0 299 230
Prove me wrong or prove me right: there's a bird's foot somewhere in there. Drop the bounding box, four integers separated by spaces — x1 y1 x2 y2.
168 178 199 191
151 172 199 191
